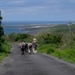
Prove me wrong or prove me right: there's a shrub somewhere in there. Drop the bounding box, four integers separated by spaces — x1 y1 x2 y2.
51 50 64 59
0 26 4 37
38 33 63 45
8 33 17 41
0 41 11 53
2 43 11 53
47 48 55 54
7 33 32 42
0 52 8 61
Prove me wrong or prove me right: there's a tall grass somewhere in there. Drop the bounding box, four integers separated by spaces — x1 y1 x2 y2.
0 42 11 62
0 52 8 61
38 43 75 63
51 48 75 63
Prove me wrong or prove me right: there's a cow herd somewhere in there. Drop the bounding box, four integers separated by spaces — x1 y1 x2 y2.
19 38 37 55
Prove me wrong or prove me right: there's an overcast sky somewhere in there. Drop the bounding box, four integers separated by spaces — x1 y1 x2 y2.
0 0 75 21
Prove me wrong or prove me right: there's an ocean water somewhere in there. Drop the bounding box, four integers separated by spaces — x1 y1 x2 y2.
2 21 68 26
2 21 75 34
3 27 24 34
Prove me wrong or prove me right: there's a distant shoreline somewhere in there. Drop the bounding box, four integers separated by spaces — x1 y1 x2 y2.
3 21 75 35
3 25 54 35
2 21 74 27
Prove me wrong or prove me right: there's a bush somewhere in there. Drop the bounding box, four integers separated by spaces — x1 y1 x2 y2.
0 26 4 37
0 41 11 61
2 43 11 53
8 33 17 41
47 48 55 54
7 33 32 42
38 33 63 45
38 44 48 53
0 52 8 61
51 50 64 59
0 41 11 53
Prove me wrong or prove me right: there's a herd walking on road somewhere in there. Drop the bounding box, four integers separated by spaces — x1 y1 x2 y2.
19 38 37 55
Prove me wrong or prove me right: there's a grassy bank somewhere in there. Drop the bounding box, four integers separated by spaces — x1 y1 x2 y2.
37 24 75 63
0 25 11 62
38 43 75 63
0 52 8 61
0 42 11 62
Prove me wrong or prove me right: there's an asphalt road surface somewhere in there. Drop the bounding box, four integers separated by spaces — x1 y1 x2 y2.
0 43 75 75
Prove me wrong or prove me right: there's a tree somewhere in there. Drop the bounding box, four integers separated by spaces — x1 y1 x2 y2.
0 26 4 37
0 16 2 20
0 11 4 37
0 10 4 46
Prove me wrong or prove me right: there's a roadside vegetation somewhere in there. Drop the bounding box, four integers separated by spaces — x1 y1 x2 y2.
4 33 33 42
0 26 11 61
1 23 75 63
37 24 75 63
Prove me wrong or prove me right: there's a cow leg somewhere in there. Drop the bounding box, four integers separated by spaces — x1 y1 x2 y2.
21 48 25 55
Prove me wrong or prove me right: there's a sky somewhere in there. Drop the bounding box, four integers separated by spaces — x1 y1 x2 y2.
0 0 75 22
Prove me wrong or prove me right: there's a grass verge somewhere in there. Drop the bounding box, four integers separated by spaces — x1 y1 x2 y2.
0 42 11 62
38 44 75 63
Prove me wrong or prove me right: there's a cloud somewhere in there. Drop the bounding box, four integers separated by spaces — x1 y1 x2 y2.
69 0 75 3
0 0 71 15
0 0 75 21
1 6 46 14
0 0 26 7
8 0 25 4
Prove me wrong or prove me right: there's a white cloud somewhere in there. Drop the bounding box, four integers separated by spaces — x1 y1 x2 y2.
1 0 75 18
45 0 62 4
8 0 26 4
69 0 75 3
6 13 13 15
1 6 42 15
0 1 65 16
0 0 26 7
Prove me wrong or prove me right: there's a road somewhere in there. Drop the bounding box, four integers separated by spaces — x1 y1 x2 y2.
0 43 75 75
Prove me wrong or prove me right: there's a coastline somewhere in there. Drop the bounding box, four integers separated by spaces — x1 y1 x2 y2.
3 24 55 35
2 21 70 35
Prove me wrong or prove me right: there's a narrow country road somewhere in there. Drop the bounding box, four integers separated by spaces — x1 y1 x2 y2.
0 43 75 75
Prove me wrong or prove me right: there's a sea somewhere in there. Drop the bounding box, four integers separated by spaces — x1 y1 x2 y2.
2 21 75 34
